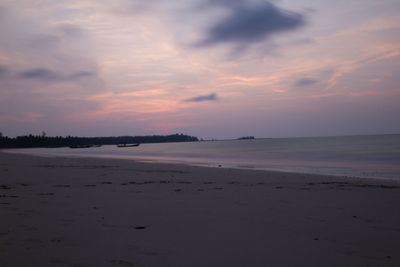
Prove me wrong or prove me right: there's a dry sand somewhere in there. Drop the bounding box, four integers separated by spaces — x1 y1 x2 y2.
1 151 400 267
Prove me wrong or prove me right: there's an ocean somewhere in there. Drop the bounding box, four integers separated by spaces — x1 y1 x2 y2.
5 134 400 180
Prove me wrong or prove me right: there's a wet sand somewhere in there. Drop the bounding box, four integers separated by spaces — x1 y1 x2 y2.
1 151 400 266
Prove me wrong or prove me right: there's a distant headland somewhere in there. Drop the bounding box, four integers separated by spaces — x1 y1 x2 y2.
0 133 199 148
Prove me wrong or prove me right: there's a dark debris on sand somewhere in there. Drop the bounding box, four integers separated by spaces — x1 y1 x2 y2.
306 181 400 189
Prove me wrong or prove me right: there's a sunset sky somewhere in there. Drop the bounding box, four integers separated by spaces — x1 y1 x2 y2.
0 0 399 139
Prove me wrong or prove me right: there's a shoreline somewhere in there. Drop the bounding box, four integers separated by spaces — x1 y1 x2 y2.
3 148 399 183
1 151 400 266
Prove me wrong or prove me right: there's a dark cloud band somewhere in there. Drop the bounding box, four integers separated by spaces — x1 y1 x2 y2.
295 78 318 87
19 68 60 81
184 93 218 102
18 68 95 82
198 2 305 46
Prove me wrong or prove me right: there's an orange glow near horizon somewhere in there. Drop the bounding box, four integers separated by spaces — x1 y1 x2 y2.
1 0 400 138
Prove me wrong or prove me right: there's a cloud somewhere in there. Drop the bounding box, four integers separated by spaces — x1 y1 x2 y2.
198 1 306 46
69 71 96 79
196 0 246 10
295 78 318 87
19 68 61 81
57 24 85 37
0 65 7 77
18 68 96 82
184 93 218 102
0 6 6 19
28 34 60 50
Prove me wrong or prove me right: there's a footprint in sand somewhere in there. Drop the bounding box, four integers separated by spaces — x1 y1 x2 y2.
133 226 146 230
39 193 55 196
0 195 18 198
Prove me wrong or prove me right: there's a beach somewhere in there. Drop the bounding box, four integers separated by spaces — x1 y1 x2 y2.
1 151 400 267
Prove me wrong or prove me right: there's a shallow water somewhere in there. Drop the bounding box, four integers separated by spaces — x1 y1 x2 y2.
6 134 400 180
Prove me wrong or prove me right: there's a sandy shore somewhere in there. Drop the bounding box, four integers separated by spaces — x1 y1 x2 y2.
1 151 400 267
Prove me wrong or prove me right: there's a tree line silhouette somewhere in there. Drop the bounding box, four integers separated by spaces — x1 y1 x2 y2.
0 133 199 148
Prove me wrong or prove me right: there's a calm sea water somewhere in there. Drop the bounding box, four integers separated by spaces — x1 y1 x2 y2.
6 134 400 180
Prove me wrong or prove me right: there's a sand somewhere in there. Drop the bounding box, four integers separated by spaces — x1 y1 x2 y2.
1 151 400 267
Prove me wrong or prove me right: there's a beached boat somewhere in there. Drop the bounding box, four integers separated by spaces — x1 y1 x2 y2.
117 143 140 147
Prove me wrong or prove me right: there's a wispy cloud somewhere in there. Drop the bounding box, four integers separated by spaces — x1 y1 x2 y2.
295 78 318 87
69 71 96 79
0 65 7 77
57 24 85 37
184 93 218 102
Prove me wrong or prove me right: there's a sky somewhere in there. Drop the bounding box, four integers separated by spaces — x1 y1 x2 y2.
0 0 399 139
